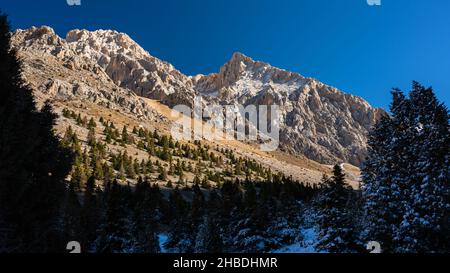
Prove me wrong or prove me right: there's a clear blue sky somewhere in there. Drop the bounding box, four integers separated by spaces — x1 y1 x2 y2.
2 0 449 110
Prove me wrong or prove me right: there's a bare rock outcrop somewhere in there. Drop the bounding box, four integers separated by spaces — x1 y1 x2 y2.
193 53 384 165
12 27 383 166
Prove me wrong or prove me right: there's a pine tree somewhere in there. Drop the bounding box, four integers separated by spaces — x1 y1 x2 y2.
193 175 201 186
61 183 82 249
396 83 450 252
232 183 269 252
191 184 205 229
361 114 400 252
316 165 356 253
146 158 154 173
158 166 168 181
132 178 160 253
194 190 224 253
71 162 88 190
62 125 74 147
87 117 96 130
92 156 104 180
80 176 100 251
118 160 126 181
95 180 133 253
76 113 83 126
165 188 193 252
201 176 210 189
121 125 130 144
0 14 74 252
194 214 224 253
362 82 450 253
87 127 96 147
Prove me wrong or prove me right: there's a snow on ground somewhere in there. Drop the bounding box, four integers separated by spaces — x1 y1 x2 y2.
158 234 168 253
273 228 318 253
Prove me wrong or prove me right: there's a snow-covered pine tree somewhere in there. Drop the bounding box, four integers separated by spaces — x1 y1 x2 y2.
316 165 356 253
361 113 401 252
194 213 223 253
164 187 194 253
362 82 449 253
194 190 224 253
230 182 276 253
394 83 450 252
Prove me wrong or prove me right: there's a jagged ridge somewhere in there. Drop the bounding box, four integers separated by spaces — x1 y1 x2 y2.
11 26 383 166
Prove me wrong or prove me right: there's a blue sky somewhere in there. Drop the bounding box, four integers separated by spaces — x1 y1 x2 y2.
1 0 449 110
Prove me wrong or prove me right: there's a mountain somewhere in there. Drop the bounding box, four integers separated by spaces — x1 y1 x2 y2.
193 52 384 165
11 26 382 167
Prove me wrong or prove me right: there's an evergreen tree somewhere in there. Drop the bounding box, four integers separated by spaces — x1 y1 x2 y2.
62 125 74 147
316 165 356 253
194 214 224 253
232 184 271 252
0 14 73 252
80 176 100 251
194 190 224 253
362 83 450 253
165 188 193 252
121 125 130 144
87 117 96 130
132 178 160 253
87 127 96 147
61 183 82 249
191 184 205 230
95 180 133 253
92 156 104 180
361 114 400 252
158 165 167 181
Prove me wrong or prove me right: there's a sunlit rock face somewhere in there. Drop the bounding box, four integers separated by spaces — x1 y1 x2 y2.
12 27 383 166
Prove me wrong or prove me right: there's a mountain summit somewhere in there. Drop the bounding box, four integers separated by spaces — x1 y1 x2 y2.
11 26 383 166
193 52 384 165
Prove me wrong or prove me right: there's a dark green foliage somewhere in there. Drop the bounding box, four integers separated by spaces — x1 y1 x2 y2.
362 82 450 253
79 176 100 250
315 165 357 253
94 180 133 253
0 14 74 253
132 178 160 252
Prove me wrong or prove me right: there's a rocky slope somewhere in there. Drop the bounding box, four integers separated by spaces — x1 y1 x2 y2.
12 26 197 108
11 26 383 166
193 52 384 165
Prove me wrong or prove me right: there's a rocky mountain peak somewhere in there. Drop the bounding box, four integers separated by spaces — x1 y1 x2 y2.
65 29 150 60
193 52 383 166
11 26 384 166
193 52 307 100
23 25 55 39
13 26 65 52
226 52 254 68
13 26 197 106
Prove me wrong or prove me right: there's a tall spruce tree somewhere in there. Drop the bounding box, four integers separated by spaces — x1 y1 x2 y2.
0 14 73 252
316 165 356 253
362 82 449 253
